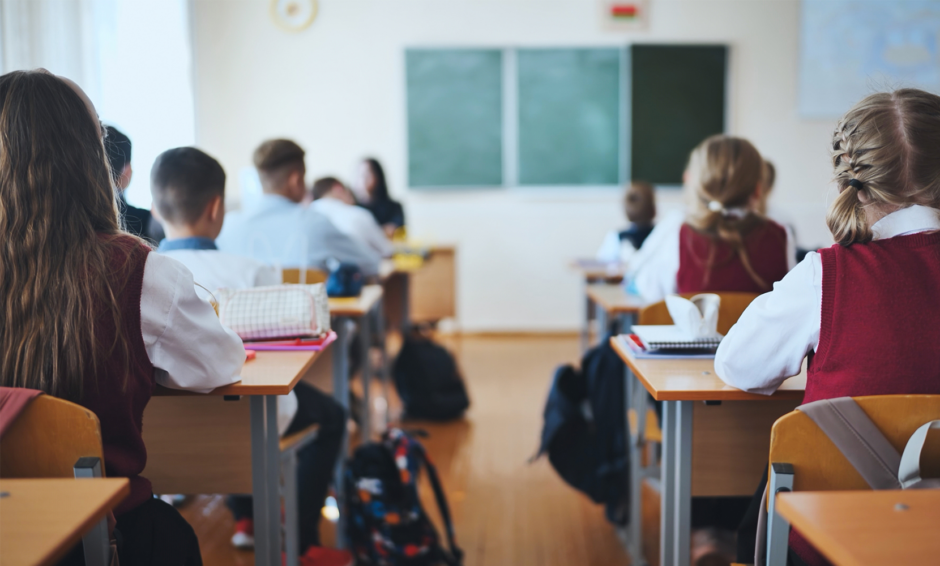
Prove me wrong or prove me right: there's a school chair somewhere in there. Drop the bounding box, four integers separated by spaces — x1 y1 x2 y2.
282 268 328 285
0 394 113 566
639 291 759 336
763 395 940 566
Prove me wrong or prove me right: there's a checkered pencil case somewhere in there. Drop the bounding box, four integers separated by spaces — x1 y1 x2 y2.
217 284 331 341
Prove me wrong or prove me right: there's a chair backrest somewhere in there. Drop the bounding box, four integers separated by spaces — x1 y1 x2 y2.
638 292 759 335
0 395 105 478
282 268 328 285
769 395 940 493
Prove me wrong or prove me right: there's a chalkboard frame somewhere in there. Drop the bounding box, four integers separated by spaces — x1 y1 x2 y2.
403 43 729 191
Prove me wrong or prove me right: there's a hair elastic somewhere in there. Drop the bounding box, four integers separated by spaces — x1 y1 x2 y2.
848 179 864 190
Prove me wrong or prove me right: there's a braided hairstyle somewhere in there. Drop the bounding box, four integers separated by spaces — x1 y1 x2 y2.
684 135 769 290
827 89 940 246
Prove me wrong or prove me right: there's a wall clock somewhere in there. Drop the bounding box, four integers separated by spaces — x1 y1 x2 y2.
270 0 318 32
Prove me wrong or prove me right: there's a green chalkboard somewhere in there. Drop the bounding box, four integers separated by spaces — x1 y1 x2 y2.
406 49 503 187
517 48 622 185
630 45 727 185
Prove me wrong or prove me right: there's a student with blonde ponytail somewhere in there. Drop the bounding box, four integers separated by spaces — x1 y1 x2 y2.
717 89 940 566
631 135 794 303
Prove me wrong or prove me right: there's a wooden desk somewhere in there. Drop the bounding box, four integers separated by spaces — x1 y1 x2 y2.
610 335 805 566
0 478 129 566
329 285 385 448
571 260 625 352
776 491 940 566
582 283 642 352
143 347 329 566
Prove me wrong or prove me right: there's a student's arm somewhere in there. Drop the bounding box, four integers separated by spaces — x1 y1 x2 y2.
306 210 381 276
357 210 394 258
595 231 620 262
714 253 821 394
140 253 245 393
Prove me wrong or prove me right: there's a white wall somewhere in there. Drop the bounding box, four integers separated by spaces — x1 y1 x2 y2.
191 0 838 332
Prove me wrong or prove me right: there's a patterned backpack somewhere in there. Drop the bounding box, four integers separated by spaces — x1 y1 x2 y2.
344 429 463 566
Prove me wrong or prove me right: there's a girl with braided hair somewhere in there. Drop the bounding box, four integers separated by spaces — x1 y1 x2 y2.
717 88 940 566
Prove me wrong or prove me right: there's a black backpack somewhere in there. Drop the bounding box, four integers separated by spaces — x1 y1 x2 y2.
344 429 463 566
392 328 470 421
535 337 629 525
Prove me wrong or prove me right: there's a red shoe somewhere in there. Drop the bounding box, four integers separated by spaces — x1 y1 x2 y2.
230 518 255 549
300 546 354 566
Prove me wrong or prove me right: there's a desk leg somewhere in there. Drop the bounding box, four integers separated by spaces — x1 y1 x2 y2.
360 309 373 445
596 307 608 346
625 365 648 566
400 272 411 333
375 296 391 430
661 401 677 566
661 400 693 566
581 278 591 353
251 394 281 566
332 317 351 549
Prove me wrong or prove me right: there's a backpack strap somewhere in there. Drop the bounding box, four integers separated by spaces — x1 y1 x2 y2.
797 397 901 490
899 420 940 489
421 452 464 565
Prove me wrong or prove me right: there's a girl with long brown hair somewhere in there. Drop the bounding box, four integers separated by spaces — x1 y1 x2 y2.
0 70 245 564
630 135 793 303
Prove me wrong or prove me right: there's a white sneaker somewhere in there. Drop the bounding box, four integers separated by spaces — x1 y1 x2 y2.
231 530 255 550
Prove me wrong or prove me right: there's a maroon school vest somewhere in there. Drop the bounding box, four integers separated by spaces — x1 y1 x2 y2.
79 235 155 515
792 231 940 566
676 220 789 294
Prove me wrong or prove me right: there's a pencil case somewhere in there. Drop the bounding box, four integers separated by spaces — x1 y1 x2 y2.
216 283 331 341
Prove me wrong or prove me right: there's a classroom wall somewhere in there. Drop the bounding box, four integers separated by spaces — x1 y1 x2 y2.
191 0 837 332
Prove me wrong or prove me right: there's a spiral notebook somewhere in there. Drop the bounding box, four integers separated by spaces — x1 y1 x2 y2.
631 325 723 351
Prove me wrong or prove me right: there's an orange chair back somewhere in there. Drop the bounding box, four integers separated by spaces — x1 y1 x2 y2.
638 292 759 335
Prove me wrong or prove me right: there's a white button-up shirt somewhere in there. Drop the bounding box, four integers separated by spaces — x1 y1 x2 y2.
715 205 940 395
312 197 394 258
140 253 245 393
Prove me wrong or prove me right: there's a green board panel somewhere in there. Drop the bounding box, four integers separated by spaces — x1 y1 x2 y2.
517 48 622 185
406 49 503 187
630 45 727 185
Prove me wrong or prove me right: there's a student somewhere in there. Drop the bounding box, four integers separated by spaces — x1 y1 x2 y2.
103 125 166 243
596 180 656 263
0 70 244 565
353 158 405 237
217 139 380 276
151 148 351 566
311 176 393 258
716 89 940 566
630 135 795 304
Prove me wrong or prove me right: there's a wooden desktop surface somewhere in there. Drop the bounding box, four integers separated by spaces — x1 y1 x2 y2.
154 349 325 397
586 284 643 315
777 490 940 566
570 259 625 281
328 284 384 317
610 335 805 401
0 478 129 566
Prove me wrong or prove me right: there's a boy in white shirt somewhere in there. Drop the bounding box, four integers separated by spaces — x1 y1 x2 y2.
151 147 352 566
311 176 393 258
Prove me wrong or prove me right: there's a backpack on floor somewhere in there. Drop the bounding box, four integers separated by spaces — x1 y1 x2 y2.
392 327 470 421
344 429 463 566
535 336 629 525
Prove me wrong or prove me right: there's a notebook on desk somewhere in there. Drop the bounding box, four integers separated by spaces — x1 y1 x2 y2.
620 334 718 360
631 325 722 351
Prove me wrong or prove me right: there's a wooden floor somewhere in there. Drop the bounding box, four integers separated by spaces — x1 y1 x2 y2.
178 335 629 566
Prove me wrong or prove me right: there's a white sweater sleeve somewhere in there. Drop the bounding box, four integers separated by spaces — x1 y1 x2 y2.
140 253 245 393
714 252 822 395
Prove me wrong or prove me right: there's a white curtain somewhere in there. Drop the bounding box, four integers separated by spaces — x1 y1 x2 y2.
0 0 196 209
